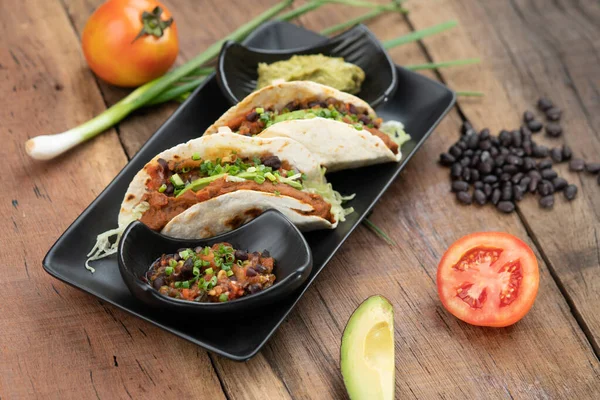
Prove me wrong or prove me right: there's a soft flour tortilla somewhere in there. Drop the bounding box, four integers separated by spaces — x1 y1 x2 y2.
118 132 336 238
203 81 398 171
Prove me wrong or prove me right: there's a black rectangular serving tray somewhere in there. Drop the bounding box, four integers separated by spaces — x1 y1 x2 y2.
44 21 455 361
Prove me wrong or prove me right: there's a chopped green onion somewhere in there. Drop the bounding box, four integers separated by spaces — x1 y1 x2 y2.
265 172 277 181
192 152 201 161
193 266 200 276
286 170 296 177
204 268 214 275
170 174 185 188
194 259 203 268
383 20 458 50
254 175 266 184
201 260 210 267
176 173 226 197
182 281 190 289
226 270 234 277
181 166 191 173
246 166 257 173
169 259 177 268
203 246 210 256
274 190 281 196
164 266 173 276
210 276 218 287
174 281 182 288
255 107 264 114
179 249 192 260
158 183 167 193
219 293 229 302
354 124 363 130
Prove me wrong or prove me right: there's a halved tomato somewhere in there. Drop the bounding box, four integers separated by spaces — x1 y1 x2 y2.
437 232 539 327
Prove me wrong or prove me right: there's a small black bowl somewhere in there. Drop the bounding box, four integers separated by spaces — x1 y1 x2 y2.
217 24 397 108
117 210 312 314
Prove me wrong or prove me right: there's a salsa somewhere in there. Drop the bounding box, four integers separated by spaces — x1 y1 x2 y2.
227 98 399 155
140 153 334 231
146 243 276 302
256 54 365 94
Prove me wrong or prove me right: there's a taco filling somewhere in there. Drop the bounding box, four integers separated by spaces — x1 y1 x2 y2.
226 98 400 154
139 153 335 231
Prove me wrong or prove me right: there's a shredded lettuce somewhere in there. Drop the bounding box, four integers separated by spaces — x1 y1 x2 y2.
85 201 150 273
304 167 354 223
380 120 411 148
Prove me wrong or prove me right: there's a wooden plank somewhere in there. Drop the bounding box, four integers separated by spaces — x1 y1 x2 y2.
0 0 225 399
404 0 600 354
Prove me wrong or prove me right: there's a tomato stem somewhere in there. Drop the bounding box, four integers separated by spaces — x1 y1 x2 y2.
132 6 174 42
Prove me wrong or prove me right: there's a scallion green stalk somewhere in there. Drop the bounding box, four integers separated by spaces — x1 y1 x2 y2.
383 20 457 49
320 5 406 36
25 0 294 160
456 91 484 97
146 77 208 106
278 0 326 21
404 58 480 71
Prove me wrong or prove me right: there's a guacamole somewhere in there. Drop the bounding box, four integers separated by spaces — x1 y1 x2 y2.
256 54 365 94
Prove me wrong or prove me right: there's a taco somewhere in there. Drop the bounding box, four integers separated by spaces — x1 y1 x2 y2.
204 81 410 172
86 132 351 271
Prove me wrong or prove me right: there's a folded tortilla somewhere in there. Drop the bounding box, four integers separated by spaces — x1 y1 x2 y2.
204 81 406 172
119 132 345 239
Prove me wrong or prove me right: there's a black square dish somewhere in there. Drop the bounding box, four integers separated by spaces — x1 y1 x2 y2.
43 21 455 360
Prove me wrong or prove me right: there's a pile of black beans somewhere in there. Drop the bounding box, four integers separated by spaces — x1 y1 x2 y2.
439 97 600 214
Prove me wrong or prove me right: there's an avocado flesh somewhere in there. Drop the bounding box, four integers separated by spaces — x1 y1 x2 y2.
341 295 395 400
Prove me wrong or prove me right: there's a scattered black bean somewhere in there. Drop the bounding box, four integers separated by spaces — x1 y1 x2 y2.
451 163 463 179
245 267 258 277
490 147 499 157
511 172 524 184
491 189 502 205
153 276 165 290
522 141 533 156
464 149 474 157
449 145 462 158
561 145 572 160
261 249 270 257
569 158 585 172
246 111 259 122
460 157 471 167
550 148 563 163
461 121 474 135
538 180 554 196
529 176 540 193
479 128 490 140
529 170 542 180
499 130 512 146
497 201 515 213
546 107 562 121
471 169 480 182
247 284 262 294
451 181 469 192
474 181 484 190
467 134 479 149
586 162 600 174
511 148 525 157
520 176 531 188
457 141 468 150
523 110 535 122
502 184 513 201
546 123 562 138
484 183 493 197
164 183 175 195
527 120 543 133
479 140 492 151
503 164 519 174
483 175 498 184
506 154 523 166
457 191 473 204
523 157 536 171
538 159 553 169
500 173 512 182
532 144 549 158
541 169 558 180
539 195 555 209
495 155 506 167
462 167 471 182
552 177 568 191
513 185 525 201
255 264 267 273
538 97 553 111
512 130 523 147
521 125 533 138
474 190 487 205
564 184 578 200
180 258 195 279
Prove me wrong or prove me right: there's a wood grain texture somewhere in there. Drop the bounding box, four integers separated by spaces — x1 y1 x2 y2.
404 0 600 355
2 0 600 399
0 1 225 399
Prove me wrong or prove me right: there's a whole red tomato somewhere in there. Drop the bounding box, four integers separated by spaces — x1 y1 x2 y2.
82 0 179 87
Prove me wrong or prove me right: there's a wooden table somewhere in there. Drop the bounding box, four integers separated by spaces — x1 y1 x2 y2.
2 0 599 398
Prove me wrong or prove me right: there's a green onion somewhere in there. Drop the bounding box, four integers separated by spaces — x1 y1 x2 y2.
226 270 234 277
254 175 266 184
286 170 296 177
265 172 277 181
192 152 201 161
158 183 167 193
204 268 214 275
354 124 363 130
168 259 177 268
383 20 458 50
25 0 294 160
174 281 182 288
202 260 210 267
179 249 191 260
456 91 484 97
176 173 226 197
362 218 396 246
193 266 200 276
170 174 185 188
164 266 173 276
274 190 281 196
203 247 210 256
210 276 218 287
404 58 480 71
219 293 229 302
320 4 407 36
182 281 190 289
255 107 265 114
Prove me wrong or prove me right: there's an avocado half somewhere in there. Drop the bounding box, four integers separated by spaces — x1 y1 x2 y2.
340 295 395 400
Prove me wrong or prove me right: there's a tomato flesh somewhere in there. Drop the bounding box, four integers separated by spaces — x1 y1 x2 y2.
437 232 539 327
